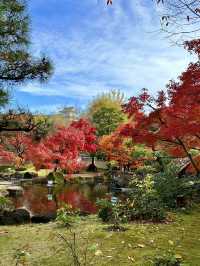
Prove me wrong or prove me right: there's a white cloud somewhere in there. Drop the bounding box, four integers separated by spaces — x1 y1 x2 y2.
19 0 193 110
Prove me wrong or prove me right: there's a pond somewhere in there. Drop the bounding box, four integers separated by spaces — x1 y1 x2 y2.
9 180 123 217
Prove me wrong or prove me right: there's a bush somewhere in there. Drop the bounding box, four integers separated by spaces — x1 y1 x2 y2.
128 174 166 222
132 162 199 213
128 194 166 222
135 165 157 177
47 171 64 184
154 164 199 209
56 204 80 227
97 174 167 223
0 196 14 213
152 252 183 266
182 178 200 203
96 198 128 224
154 164 182 209
106 160 118 175
96 199 113 222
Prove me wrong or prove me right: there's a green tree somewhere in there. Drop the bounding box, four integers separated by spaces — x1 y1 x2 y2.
92 106 125 136
0 0 53 107
87 89 125 118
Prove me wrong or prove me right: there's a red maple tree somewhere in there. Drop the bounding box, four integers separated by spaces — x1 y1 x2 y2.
121 39 200 175
27 118 97 174
70 118 97 153
0 133 32 167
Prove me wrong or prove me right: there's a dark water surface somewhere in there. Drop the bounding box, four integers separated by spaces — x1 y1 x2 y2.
10 181 114 217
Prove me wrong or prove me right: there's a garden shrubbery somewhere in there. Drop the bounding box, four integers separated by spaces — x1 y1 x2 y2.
47 171 65 184
97 174 167 223
152 253 183 266
128 174 166 222
98 160 200 224
97 198 130 224
0 196 14 213
56 204 80 227
134 164 157 177
154 163 200 209
153 164 184 209
97 178 166 223
96 199 113 222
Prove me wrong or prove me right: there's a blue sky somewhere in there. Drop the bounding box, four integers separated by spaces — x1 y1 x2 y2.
10 0 192 114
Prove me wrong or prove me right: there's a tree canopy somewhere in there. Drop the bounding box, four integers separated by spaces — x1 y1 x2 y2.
120 39 200 175
87 89 125 117
0 0 52 87
87 90 126 137
0 0 53 132
92 106 125 136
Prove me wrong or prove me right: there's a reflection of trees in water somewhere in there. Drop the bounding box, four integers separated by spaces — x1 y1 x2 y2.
13 185 56 215
58 190 97 214
12 182 110 216
56 183 97 213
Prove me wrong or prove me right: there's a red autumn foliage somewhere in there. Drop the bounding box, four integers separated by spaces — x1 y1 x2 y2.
27 118 97 174
0 133 32 167
58 189 97 214
185 154 200 175
0 144 15 163
121 39 200 175
70 118 97 153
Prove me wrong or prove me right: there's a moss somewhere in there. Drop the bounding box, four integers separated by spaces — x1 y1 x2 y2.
0 208 200 265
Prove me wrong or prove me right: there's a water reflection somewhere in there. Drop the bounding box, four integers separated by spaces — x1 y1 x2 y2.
11 182 111 216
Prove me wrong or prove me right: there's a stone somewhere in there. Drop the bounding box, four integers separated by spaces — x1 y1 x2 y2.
7 186 23 196
0 189 8 197
12 208 31 224
31 213 56 223
0 208 31 225
24 172 38 179
10 172 24 180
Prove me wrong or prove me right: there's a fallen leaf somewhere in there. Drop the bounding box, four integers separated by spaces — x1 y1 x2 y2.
137 244 145 248
95 250 103 256
0 231 8 235
128 256 135 262
175 254 182 260
168 240 174 245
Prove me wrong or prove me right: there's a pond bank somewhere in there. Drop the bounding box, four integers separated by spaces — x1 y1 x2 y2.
0 170 106 192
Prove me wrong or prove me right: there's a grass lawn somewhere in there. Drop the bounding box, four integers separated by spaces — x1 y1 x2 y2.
0 208 200 265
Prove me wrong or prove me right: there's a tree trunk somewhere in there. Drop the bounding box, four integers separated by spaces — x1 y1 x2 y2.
87 154 97 172
178 138 200 176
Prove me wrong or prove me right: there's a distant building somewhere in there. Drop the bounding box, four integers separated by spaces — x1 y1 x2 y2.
47 106 78 127
59 106 78 122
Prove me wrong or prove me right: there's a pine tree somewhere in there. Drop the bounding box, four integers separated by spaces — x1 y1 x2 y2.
0 0 53 106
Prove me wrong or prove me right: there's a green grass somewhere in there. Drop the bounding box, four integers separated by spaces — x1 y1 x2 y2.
0 208 200 265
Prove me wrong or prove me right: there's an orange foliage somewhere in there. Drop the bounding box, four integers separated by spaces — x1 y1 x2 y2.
185 155 200 174
99 130 137 169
